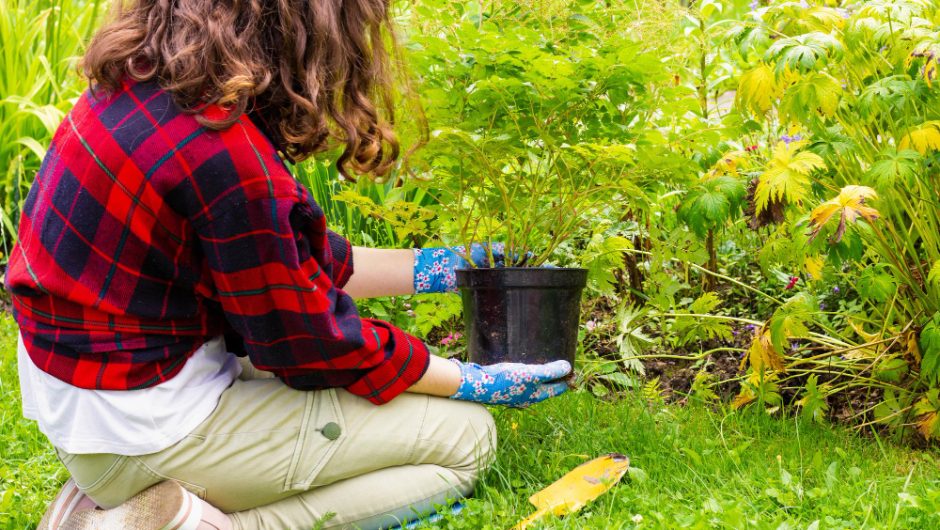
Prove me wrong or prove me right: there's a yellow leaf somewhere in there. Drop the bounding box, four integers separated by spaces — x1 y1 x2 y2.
926 56 938 88
849 319 881 343
736 63 780 116
732 371 780 410
917 411 939 439
906 329 922 363
731 389 755 410
803 255 825 280
806 185 879 242
754 141 825 213
900 121 940 154
743 326 786 373
708 150 750 177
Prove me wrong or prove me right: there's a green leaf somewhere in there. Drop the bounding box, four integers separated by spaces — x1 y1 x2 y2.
615 305 653 375
928 261 940 293
874 389 911 429
855 267 897 303
678 175 746 237
769 293 815 354
582 234 633 295
920 313 940 385
780 72 843 122
874 358 909 383
864 149 922 191
690 292 722 314
797 374 829 423
766 32 844 75
598 371 639 390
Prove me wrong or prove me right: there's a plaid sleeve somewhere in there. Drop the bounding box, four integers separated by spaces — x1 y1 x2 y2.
326 230 354 288
195 195 429 404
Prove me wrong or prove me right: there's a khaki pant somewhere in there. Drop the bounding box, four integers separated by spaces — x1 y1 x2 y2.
57 363 497 530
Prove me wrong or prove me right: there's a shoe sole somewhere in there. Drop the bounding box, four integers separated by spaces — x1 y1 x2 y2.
38 478 84 530
61 481 203 530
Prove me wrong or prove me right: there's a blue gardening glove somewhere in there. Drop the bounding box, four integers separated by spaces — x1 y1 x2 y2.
413 243 512 294
449 360 571 408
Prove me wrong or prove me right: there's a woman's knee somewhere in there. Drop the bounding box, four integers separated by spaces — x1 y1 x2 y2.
433 400 497 474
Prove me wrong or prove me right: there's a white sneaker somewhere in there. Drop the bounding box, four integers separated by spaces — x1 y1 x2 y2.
37 478 97 530
60 480 231 530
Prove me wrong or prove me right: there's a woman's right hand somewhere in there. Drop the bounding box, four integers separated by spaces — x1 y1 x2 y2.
449 360 570 408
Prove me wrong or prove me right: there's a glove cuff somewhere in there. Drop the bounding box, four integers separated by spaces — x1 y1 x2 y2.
413 246 467 294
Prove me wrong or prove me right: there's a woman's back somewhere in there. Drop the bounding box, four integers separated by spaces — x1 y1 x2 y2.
5 78 351 391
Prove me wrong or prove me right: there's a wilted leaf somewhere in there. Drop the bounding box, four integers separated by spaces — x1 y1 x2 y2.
807 185 879 243
709 150 751 176
733 370 782 411
743 326 786 373
914 389 940 439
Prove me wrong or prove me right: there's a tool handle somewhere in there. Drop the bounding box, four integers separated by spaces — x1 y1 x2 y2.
511 506 551 530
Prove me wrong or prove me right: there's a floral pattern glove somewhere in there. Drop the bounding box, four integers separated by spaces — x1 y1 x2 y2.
413 243 508 293
449 360 571 408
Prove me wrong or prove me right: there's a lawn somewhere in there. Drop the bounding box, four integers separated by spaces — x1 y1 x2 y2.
2 313 939 529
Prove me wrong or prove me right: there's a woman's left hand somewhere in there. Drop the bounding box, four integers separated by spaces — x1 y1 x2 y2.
413 243 514 293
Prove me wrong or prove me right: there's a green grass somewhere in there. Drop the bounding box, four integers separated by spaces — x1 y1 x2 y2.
2 311 939 529
0 314 67 528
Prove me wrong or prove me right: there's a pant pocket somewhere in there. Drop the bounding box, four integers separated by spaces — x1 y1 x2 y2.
284 388 345 491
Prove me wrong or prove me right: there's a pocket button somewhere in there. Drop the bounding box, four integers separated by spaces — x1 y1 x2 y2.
321 422 341 441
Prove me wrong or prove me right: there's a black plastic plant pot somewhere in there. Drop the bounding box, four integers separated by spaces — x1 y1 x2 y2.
456 267 588 366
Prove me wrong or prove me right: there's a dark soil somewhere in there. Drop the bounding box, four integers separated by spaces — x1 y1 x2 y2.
578 297 894 439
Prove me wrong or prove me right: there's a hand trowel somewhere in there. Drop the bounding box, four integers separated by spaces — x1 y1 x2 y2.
511 453 630 529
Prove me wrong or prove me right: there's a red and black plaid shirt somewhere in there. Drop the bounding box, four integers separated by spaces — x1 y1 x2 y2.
5 80 429 404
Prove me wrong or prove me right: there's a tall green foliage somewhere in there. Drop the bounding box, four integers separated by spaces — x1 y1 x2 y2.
0 0 102 254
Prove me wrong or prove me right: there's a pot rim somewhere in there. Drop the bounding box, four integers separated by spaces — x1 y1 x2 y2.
455 266 588 288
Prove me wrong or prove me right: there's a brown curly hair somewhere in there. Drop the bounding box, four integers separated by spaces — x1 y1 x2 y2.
83 0 400 178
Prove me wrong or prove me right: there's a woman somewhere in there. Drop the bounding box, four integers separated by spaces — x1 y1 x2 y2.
6 0 570 528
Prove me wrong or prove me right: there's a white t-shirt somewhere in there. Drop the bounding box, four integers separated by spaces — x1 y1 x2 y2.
18 334 241 456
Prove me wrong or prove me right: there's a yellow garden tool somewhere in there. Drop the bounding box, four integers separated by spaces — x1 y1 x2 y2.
511 453 631 529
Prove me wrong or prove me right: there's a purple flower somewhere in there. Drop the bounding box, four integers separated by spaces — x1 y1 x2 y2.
833 286 840 293
819 302 827 311
781 134 804 145
749 0 759 10
585 320 598 332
